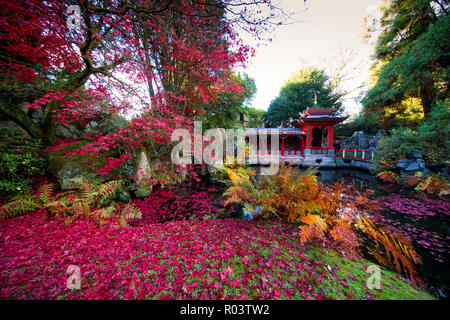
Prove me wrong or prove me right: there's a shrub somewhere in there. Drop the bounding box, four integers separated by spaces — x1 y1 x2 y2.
373 101 449 171
416 101 450 163
373 127 419 172
376 171 401 184
0 126 46 199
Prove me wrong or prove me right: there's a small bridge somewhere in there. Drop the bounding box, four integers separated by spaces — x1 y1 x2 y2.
334 149 374 161
247 148 374 170
333 149 374 170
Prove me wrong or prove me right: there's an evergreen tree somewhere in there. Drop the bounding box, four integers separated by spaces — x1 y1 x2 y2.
363 0 449 120
265 67 343 127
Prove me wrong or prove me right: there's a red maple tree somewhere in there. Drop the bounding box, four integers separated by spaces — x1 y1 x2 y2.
0 0 295 175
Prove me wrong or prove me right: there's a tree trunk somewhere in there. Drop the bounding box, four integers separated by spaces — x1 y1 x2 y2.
41 100 59 145
420 76 435 115
0 98 60 146
0 99 44 141
143 28 157 106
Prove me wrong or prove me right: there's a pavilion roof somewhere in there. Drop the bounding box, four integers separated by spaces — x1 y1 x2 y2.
295 105 348 125
299 116 348 124
305 106 334 116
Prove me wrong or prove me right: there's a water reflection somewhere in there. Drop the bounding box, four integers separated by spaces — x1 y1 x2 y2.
249 166 449 299
315 168 449 300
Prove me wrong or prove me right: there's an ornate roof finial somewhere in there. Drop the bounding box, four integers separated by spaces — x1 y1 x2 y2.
314 93 317 105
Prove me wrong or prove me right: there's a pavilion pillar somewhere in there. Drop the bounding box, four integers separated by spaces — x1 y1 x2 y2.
261 122 265 155
331 125 335 149
301 136 304 156
281 137 285 156
328 125 332 148
307 126 311 148
305 127 308 148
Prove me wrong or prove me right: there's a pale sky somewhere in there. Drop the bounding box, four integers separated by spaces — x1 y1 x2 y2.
240 0 383 116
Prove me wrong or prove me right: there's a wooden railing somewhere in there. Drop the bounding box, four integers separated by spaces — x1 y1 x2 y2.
248 148 374 161
335 149 374 161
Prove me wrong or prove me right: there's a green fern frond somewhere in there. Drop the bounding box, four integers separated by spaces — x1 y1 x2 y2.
122 203 142 221
37 183 54 204
94 180 124 206
0 197 39 219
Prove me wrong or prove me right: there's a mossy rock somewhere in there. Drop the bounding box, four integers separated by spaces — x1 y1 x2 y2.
46 140 120 188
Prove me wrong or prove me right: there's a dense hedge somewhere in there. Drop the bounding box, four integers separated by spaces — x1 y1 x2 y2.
0 126 46 199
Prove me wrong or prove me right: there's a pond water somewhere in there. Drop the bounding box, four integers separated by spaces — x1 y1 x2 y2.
314 168 450 299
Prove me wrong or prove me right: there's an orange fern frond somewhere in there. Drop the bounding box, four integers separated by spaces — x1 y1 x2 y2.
376 171 400 184
360 216 423 285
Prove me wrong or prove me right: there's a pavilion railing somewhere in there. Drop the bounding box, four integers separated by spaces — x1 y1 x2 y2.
310 148 330 155
334 149 374 161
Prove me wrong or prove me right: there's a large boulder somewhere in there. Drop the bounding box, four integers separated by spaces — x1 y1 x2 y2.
31 108 43 125
396 159 410 170
367 130 385 149
57 162 85 190
56 120 102 139
84 121 99 134
18 102 29 114
55 124 83 139
342 130 385 150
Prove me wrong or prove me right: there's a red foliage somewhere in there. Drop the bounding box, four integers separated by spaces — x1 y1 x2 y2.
129 185 220 225
0 1 81 83
98 154 131 176
0 212 330 300
0 0 260 177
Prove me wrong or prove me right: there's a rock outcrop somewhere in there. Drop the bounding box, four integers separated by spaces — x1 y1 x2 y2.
396 152 428 176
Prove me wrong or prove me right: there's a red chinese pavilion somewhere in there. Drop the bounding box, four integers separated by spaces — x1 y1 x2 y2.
244 103 347 164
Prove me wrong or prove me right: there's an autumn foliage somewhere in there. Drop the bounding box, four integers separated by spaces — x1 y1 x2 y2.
361 216 423 285
223 164 424 283
0 0 260 184
377 170 450 198
376 171 401 184
0 179 142 228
